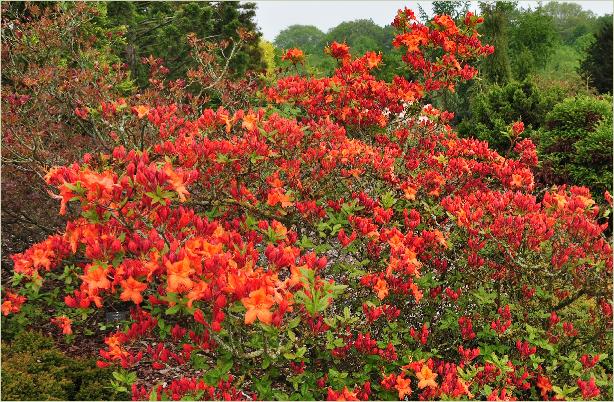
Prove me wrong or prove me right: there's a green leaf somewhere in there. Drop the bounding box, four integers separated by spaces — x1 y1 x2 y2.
165 304 181 315
287 317 301 329
218 358 234 374
262 357 271 370
380 191 397 209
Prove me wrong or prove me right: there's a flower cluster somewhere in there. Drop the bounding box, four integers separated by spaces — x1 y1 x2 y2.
3 7 612 401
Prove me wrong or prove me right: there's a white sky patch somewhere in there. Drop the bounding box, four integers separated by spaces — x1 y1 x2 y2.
251 0 613 42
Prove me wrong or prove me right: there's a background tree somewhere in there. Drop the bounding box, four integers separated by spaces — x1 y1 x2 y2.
478 1 514 84
579 17 613 94
106 1 264 87
457 80 566 151
542 1 596 45
259 39 276 74
1 2 130 266
419 0 470 21
323 19 393 55
273 24 325 54
537 95 613 198
509 6 559 80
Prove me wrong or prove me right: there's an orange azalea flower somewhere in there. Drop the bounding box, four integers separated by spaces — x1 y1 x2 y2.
281 48 305 64
432 230 447 248
395 375 412 399
400 35 421 52
241 288 275 325
388 235 404 251
51 315 73 335
119 277 148 304
286 264 306 289
267 188 293 208
578 195 595 208
552 193 567 209
218 110 233 133
186 281 210 308
410 281 423 303
81 170 117 194
386 256 399 276
242 113 258 131
399 249 422 277
326 41 351 60
12 255 35 275
105 333 129 360
511 174 523 187
163 163 190 202
374 278 389 300
81 264 111 292
329 386 359 401
67 226 81 253
271 220 287 238
536 375 553 398
1 292 26 316
133 105 150 119
225 271 248 295
31 247 53 270
1 301 14 316
185 238 223 260
267 174 284 188
416 365 438 389
365 51 382 69
166 257 194 293
458 378 474 398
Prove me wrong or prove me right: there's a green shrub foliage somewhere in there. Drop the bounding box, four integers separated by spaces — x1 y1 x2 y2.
538 95 613 198
1 332 123 401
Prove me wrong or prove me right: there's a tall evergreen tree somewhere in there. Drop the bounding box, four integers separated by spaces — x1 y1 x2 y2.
106 1 264 87
579 17 613 94
479 1 514 84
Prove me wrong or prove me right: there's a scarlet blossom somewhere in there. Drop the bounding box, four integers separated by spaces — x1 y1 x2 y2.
580 354 600 369
74 107 89 120
395 375 412 399
512 121 525 136
373 278 389 300
605 190 613 206
281 48 304 64
536 375 552 399
327 386 359 401
326 41 351 61
51 315 73 335
577 377 600 399
1 292 27 316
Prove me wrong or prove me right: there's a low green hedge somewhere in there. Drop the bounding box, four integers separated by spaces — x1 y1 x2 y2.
1 331 123 401
537 95 613 199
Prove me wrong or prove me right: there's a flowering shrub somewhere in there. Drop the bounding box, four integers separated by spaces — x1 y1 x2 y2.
1 2 258 266
2 8 612 401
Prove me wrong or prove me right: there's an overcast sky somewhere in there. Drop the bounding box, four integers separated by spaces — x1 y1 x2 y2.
253 1 614 42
